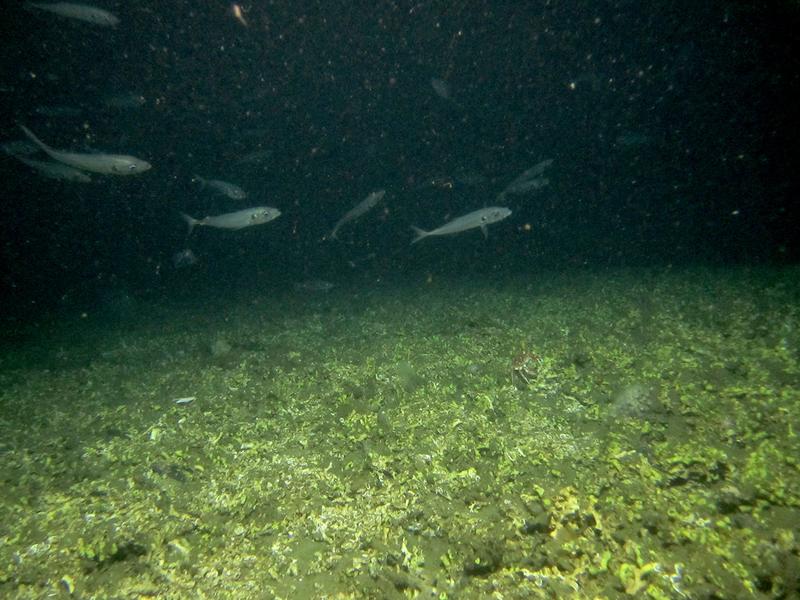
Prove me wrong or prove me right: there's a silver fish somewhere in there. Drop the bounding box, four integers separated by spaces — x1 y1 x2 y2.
503 177 549 195
12 155 92 182
19 125 151 176
172 249 198 268
501 159 554 197
294 279 335 292
431 78 451 100
34 105 83 118
328 190 385 239
2 140 39 156
193 175 247 200
103 93 146 109
25 2 120 26
411 206 511 244
181 207 281 234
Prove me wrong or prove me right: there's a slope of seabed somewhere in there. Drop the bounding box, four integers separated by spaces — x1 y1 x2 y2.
1 266 798 599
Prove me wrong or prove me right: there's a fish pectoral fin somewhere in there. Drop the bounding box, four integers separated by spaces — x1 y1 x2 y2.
481 225 488 239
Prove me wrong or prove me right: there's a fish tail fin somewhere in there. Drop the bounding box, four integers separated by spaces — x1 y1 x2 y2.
410 225 428 245
18 125 51 155
181 212 199 235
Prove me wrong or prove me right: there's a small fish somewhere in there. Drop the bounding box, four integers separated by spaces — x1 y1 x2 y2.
499 159 554 198
193 175 247 200
34 105 83 118
294 279 335 292
411 206 511 244
173 396 195 405
12 155 92 182
431 78 451 100
503 177 549 195
25 2 120 27
430 78 461 108
181 206 281 234
235 149 272 165
172 249 198 268
328 190 385 239
103 93 146 109
2 140 39 156
19 125 151 176
347 252 376 269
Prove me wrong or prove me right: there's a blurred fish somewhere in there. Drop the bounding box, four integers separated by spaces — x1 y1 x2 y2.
615 131 650 147
193 175 247 199
12 155 91 182
172 249 198 268
24 2 120 26
19 125 151 175
328 190 385 240
499 159 553 199
431 78 451 100
103 93 146 109
347 252 376 269
411 206 511 244
34 105 83 118
181 207 281 234
235 149 272 165
2 140 38 156
504 177 549 195
294 279 335 292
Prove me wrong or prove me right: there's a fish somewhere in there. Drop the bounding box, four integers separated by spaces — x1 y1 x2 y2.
430 78 462 108
193 175 247 200
172 249 198 268
347 252 376 269
235 149 272 165
615 131 650 147
327 190 385 240
499 159 553 199
24 2 120 26
503 177 549 195
12 155 92 182
431 78 451 100
34 105 83 118
103 93 146 109
410 206 511 244
2 140 39 156
19 125 151 175
181 206 281 234
294 279 335 292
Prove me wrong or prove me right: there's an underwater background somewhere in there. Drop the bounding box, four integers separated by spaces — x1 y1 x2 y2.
1 1 799 598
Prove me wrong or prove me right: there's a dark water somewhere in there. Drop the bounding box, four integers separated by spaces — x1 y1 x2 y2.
1 2 799 598
1 1 798 321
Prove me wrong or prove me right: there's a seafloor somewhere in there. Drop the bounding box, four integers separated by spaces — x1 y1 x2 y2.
1 266 798 599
